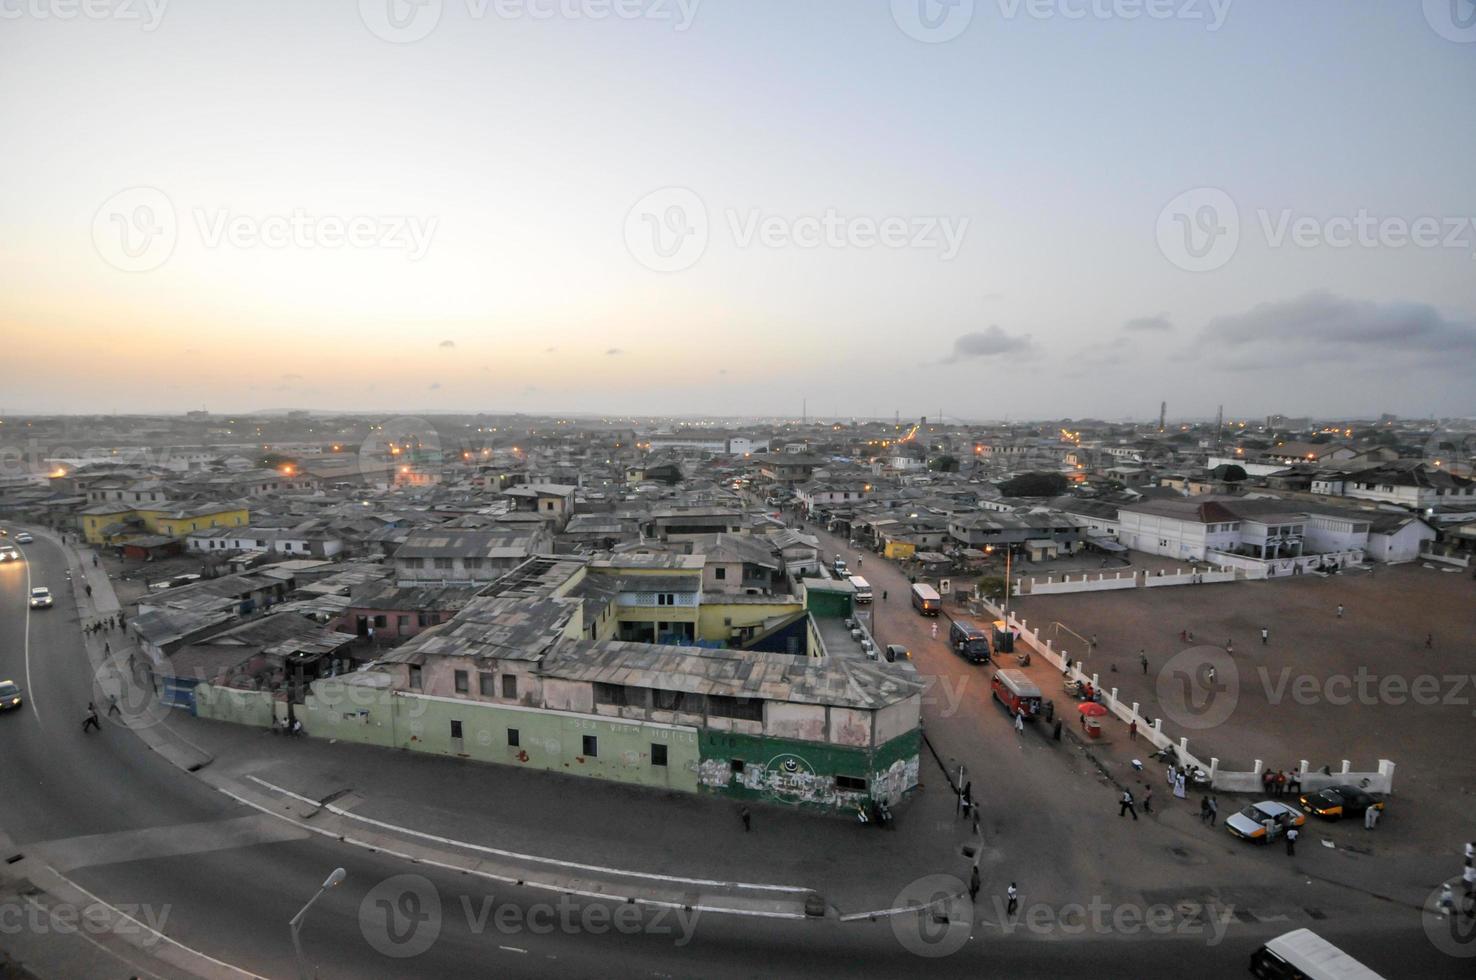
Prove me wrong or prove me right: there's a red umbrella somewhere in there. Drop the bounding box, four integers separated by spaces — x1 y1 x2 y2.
1077 702 1109 717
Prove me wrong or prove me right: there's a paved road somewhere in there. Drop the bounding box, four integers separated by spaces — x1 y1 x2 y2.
0 526 1468 977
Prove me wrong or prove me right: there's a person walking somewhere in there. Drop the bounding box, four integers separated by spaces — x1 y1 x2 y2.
1425 633 1434 649
1119 789 1138 820
84 583 92 598
1200 796 1212 823
1260 627 1269 645
81 703 101 733
1142 785 1154 814
1014 709 1024 734
1285 827 1299 856
1139 653 1148 675
1364 805 1379 830
1224 639 1233 655
1129 719 1138 741
740 806 751 832
1173 770 1187 800
882 590 887 602
969 865 981 903
1207 797 1219 825
1438 883 1456 917
103 641 110 655
1207 666 1216 685
1336 603 1344 619
107 695 121 718
1006 882 1018 917
1463 863 1476 899
930 622 938 640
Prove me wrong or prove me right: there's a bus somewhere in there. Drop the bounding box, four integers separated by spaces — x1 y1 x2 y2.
1249 929 1386 979
848 576 873 603
911 583 941 616
948 619 991 663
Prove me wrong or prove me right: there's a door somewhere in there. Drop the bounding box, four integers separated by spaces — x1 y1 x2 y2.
450 719 464 754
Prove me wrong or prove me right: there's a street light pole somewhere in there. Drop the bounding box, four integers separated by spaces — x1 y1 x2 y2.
290 867 346 980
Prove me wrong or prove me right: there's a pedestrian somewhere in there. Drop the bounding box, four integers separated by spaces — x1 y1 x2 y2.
1119 788 1138 820
1200 796 1211 823
1173 770 1187 800
1129 719 1137 741
1139 653 1148 675
1014 710 1024 734
1464 864 1476 898
107 695 121 718
882 590 887 602
961 781 974 818
1006 882 1018 917
81 703 101 733
1285 827 1298 856
740 806 751 832
1336 603 1344 618
1052 719 1062 741
1090 634 1097 650
1225 639 1233 655
1438 883 1456 916
1287 769 1301 796
1275 770 1287 797
1207 665 1216 684
85 583 93 597
92 555 98 567
1260 627 1269 645
930 622 938 640
1143 785 1154 814
1208 797 1218 825
103 641 110 655
1363 806 1379 830
969 865 981 902
1425 633 1434 649
1042 699 1054 723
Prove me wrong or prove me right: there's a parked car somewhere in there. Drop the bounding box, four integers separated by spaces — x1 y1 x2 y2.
1297 785 1385 822
1226 801 1305 843
0 680 22 712
14 532 33 544
29 587 53 609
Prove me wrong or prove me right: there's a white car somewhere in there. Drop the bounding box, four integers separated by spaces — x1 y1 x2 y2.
0 546 19 562
1226 800 1305 843
13 532 33 544
29 587 53 609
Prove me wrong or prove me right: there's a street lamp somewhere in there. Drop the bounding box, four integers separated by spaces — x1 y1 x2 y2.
291 867 346 980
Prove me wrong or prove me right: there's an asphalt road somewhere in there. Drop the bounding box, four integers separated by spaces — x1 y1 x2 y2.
0 524 1468 978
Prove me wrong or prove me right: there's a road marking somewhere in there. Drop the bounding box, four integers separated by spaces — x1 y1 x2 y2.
30 814 310 873
23 896 167 980
22 541 40 726
246 774 813 894
499 945 528 954
219 786 806 920
38 865 269 979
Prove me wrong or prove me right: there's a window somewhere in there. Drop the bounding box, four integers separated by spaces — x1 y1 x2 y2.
708 695 764 721
479 673 496 697
714 567 726 580
582 735 598 758
730 759 745 774
652 744 668 767
374 615 388 628
408 665 422 690
454 670 469 694
507 728 520 747
654 688 700 713
501 674 518 699
835 775 868 792
657 593 670 606
397 615 410 630
450 720 463 739
594 682 628 706
434 557 453 570
545 501 554 511
464 557 483 569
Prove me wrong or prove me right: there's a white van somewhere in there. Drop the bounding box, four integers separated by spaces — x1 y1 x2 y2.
1249 929 1385 979
848 575 872 603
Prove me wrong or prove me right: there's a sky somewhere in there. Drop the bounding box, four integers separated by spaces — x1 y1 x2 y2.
2 0 1474 421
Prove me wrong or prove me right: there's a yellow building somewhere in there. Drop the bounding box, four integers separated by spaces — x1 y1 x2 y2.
78 501 249 545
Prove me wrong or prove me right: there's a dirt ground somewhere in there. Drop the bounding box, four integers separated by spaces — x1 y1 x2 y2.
1012 558 1476 850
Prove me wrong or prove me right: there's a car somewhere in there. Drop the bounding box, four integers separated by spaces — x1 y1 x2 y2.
13 532 32 544
0 680 22 711
1226 800 1306 843
29 587 53 609
1297 785 1385 822
0 545 19 562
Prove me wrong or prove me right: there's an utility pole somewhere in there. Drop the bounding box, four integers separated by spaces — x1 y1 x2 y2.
1158 401 1166 433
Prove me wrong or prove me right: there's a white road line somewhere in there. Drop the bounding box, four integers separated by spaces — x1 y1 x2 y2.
499 945 528 954
22 896 168 980
22 542 40 726
246 774 813 894
218 786 806 920
41 866 269 979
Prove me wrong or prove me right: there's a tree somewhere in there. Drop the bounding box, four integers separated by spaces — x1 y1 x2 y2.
928 454 959 473
999 472 1068 497
976 575 1007 601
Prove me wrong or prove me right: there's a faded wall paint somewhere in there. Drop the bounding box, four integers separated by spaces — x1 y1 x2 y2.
194 684 277 727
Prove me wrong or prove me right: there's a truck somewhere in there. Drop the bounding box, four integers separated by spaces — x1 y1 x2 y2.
848 575 873 603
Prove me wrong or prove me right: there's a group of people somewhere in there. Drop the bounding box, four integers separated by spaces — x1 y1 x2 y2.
84 612 125 635
1260 767 1301 798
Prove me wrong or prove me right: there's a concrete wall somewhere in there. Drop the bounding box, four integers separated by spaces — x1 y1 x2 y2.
194 684 277 727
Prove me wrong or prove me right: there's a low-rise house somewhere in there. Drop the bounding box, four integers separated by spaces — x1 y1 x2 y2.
393 527 552 586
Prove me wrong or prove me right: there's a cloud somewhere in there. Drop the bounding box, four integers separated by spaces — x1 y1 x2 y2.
438 340 456 349
1124 314 1173 332
1205 290 1476 356
943 326 1032 363
605 348 624 356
